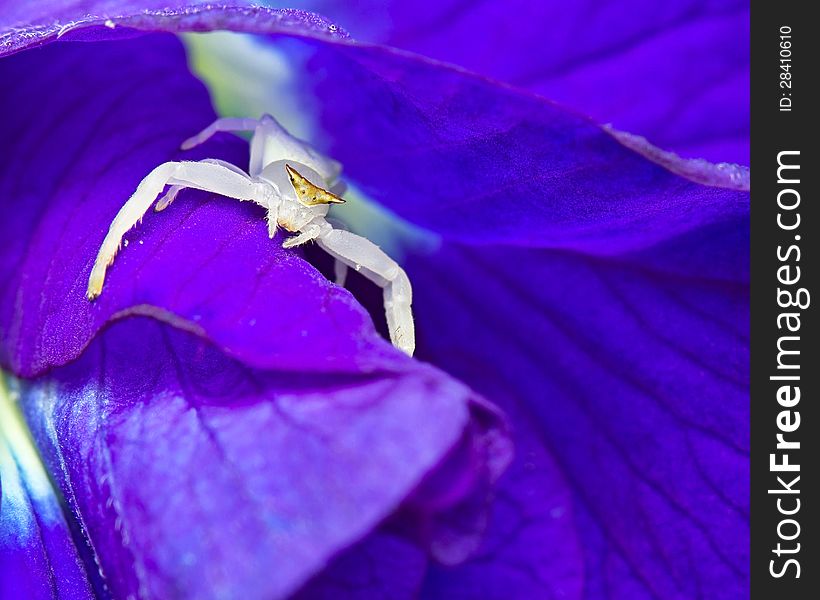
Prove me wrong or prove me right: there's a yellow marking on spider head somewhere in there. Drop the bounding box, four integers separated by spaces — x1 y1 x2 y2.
285 164 345 206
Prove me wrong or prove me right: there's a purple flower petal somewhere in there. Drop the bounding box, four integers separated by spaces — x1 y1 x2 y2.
419 407 585 598
295 531 428 599
0 3 748 598
20 316 507 598
407 229 748 598
2 1 748 164
0 2 347 55
295 0 749 164
295 41 748 255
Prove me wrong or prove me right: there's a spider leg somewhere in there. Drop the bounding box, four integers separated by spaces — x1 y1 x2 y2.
154 185 183 212
155 159 252 212
281 217 349 284
282 220 332 249
325 218 350 286
182 117 271 178
87 160 267 300
316 228 415 356
180 117 259 150
334 258 349 287
253 114 342 181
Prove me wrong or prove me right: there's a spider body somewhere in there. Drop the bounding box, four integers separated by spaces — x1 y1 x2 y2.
87 114 415 356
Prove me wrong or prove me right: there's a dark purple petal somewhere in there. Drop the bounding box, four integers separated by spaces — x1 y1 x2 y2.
3 3 750 258
297 41 748 255
2 1 748 167
296 0 749 164
0 6 749 267
295 531 427 599
407 225 749 598
1 380 94 600
20 316 506 599
419 406 585 598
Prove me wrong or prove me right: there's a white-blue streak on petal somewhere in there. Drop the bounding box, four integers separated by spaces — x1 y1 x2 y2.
327 185 440 262
184 31 317 141
0 375 93 598
1 377 60 536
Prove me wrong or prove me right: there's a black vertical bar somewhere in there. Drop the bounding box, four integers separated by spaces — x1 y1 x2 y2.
751 2 818 598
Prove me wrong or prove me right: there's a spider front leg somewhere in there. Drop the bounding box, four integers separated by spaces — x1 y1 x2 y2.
281 219 349 285
155 159 253 212
316 229 415 356
180 117 259 150
325 218 350 286
87 160 266 300
282 220 332 249
334 259 349 287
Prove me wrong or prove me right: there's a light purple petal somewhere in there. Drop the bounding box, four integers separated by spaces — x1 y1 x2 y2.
20 316 506 598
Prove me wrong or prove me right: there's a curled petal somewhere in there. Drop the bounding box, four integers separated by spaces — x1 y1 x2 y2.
21 318 510 598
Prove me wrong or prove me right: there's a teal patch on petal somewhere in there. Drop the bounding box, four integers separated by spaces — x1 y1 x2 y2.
183 31 317 141
328 185 440 262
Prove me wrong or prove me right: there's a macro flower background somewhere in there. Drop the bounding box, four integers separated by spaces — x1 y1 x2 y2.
0 1 749 599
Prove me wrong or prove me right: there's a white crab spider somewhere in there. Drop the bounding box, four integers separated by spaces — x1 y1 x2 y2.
87 114 415 356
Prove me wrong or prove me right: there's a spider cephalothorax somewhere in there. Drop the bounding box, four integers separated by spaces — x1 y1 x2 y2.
87 114 415 356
